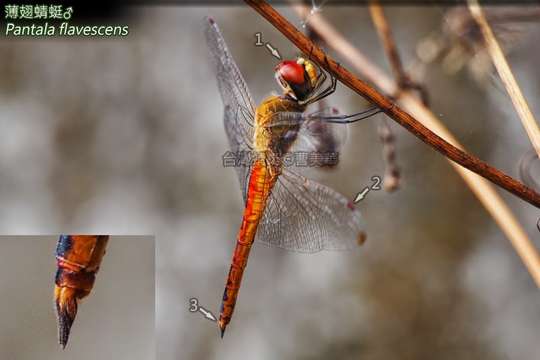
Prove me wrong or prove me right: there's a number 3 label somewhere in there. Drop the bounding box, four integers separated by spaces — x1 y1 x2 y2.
189 298 199 312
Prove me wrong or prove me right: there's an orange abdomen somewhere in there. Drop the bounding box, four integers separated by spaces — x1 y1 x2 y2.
55 235 109 296
218 160 277 335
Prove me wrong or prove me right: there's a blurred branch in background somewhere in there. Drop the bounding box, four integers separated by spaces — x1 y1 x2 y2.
376 116 400 192
519 149 540 191
468 1 540 207
415 4 540 196
369 2 429 107
245 0 540 286
416 7 514 83
368 1 429 193
468 0 540 158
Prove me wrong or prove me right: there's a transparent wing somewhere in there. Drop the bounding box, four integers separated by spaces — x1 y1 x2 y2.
293 107 349 168
255 168 366 253
266 106 379 169
205 17 256 201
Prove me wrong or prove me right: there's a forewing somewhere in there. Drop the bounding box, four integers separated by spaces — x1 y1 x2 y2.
205 17 256 201
256 169 366 252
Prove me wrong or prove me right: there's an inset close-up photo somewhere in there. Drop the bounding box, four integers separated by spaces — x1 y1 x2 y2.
0 235 155 360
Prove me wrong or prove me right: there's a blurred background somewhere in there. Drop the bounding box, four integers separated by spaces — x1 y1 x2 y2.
0 236 154 360
0 4 539 360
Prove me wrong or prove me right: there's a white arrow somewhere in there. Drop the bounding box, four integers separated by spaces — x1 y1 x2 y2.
198 306 217 322
354 186 370 203
265 42 282 60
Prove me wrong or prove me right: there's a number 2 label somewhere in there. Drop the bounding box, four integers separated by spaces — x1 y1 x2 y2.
371 175 382 190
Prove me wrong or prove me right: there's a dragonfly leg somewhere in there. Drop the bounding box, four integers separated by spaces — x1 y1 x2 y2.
265 105 381 128
307 106 382 124
300 74 336 106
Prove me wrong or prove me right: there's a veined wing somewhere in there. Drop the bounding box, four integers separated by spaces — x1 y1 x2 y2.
265 106 379 171
255 169 366 253
292 108 348 168
205 17 256 202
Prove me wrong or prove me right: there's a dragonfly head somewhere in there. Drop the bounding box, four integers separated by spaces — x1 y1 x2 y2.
275 57 318 102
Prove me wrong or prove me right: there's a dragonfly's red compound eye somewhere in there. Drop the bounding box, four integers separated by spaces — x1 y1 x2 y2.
276 60 305 85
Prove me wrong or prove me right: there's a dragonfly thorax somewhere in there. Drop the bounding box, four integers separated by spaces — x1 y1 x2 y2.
254 95 306 160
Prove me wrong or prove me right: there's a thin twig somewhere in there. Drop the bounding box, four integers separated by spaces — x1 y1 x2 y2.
519 149 540 191
243 0 540 286
244 0 540 208
479 7 540 24
369 2 428 106
377 116 400 192
468 0 540 157
462 6 540 24
369 3 407 86
369 2 413 192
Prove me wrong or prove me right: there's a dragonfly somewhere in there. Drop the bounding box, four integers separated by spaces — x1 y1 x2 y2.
54 235 109 348
205 17 381 337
